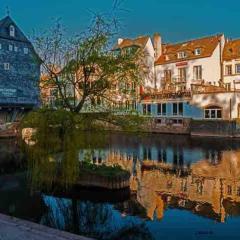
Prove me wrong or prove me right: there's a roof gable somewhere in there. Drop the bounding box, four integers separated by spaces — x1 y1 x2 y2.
0 16 30 43
223 39 240 61
155 34 222 65
114 36 150 50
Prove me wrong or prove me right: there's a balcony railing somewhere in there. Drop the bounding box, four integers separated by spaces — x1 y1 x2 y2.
141 90 192 101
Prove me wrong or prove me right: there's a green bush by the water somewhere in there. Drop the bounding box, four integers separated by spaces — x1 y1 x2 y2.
80 162 130 178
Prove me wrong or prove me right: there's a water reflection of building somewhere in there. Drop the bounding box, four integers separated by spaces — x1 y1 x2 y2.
77 134 240 222
128 151 240 223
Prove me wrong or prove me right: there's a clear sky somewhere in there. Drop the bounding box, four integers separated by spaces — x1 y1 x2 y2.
0 0 239 43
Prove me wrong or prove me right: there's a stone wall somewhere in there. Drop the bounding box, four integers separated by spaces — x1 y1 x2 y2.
190 120 238 137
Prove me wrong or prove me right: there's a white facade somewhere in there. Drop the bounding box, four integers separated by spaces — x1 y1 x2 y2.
155 36 225 91
191 92 240 119
142 38 155 89
223 59 240 90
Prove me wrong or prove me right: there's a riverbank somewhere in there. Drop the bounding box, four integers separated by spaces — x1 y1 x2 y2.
0 213 93 240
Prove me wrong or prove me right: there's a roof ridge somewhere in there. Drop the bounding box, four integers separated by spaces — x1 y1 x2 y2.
165 34 223 47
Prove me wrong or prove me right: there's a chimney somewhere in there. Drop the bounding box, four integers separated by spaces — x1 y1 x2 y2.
118 38 123 45
153 33 162 60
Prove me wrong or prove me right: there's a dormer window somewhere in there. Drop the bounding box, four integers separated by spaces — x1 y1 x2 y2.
178 51 187 59
194 48 201 56
9 25 15 37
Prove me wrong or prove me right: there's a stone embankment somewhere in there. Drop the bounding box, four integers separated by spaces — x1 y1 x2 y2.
0 213 93 240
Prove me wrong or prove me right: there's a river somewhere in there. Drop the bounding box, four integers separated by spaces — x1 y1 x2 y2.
0 133 240 240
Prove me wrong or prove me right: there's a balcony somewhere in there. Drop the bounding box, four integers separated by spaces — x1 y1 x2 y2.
141 90 192 101
172 77 187 84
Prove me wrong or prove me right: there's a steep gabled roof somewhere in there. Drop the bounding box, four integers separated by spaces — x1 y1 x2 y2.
113 36 150 50
0 16 31 43
223 39 240 61
155 34 222 65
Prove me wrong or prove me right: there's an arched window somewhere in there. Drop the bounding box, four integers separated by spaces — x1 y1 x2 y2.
204 106 222 119
9 25 15 37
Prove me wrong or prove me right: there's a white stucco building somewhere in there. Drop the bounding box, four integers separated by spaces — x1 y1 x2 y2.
154 34 225 91
223 39 240 90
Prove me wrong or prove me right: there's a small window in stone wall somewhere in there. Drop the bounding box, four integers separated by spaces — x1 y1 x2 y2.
0 43 2 49
9 25 15 37
9 44 13 51
3 63 10 70
23 47 29 54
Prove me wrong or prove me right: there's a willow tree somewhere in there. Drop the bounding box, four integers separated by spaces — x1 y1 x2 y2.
35 15 144 113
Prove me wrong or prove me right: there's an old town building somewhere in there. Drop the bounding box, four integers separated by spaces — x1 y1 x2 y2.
0 15 41 123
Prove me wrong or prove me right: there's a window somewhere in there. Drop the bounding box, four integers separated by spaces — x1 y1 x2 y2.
9 25 15 37
226 83 231 91
236 64 240 74
194 48 201 55
23 47 29 54
193 65 202 80
164 70 172 81
237 187 240 196
178 67 187 82
204 106 222 119
3 63 10 70
9 44 13 51
157 103 166 116
225 65 232 75
14 46 18 52
173 102 183 116
227 185 232 195
142 104 151 115
178 51 187 59
0 43 2 49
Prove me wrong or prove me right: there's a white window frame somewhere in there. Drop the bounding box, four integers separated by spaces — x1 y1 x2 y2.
194 48 201 56
9 44 13 51
177 51 187 59
225 65 232 75
235 64 240 74
142 104 151 115
3 63 10 70
204 107 222 119
0 43 2 50
172 102 183 116
157 103 167 116
23 47 29 54
193 65 202 80
9 25 15 37
14 46 18 52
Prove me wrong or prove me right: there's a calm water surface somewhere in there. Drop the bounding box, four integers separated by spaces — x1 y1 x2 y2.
1 133 240 240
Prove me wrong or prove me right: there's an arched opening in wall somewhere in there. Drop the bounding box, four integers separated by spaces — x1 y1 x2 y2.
204 105 222 119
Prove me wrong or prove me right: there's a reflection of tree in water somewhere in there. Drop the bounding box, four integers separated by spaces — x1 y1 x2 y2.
41 196 153 240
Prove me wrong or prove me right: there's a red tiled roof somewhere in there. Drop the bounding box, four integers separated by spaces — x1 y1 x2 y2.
155 34 222 65
114 36 150 50
223 39 240 61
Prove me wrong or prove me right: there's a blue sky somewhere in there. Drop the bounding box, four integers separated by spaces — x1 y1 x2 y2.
0 0 239 43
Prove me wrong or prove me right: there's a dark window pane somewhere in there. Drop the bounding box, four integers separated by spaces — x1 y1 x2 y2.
157 104 162 115
211 110 216 118
205 110 210 118
179 103 183 115
173 103 177 115
217 110 222 118
162 103 167 115
143 104 146 114
147 104 151 114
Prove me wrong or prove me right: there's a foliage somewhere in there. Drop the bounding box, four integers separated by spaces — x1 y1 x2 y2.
20 108 147 133
35 13 145 113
